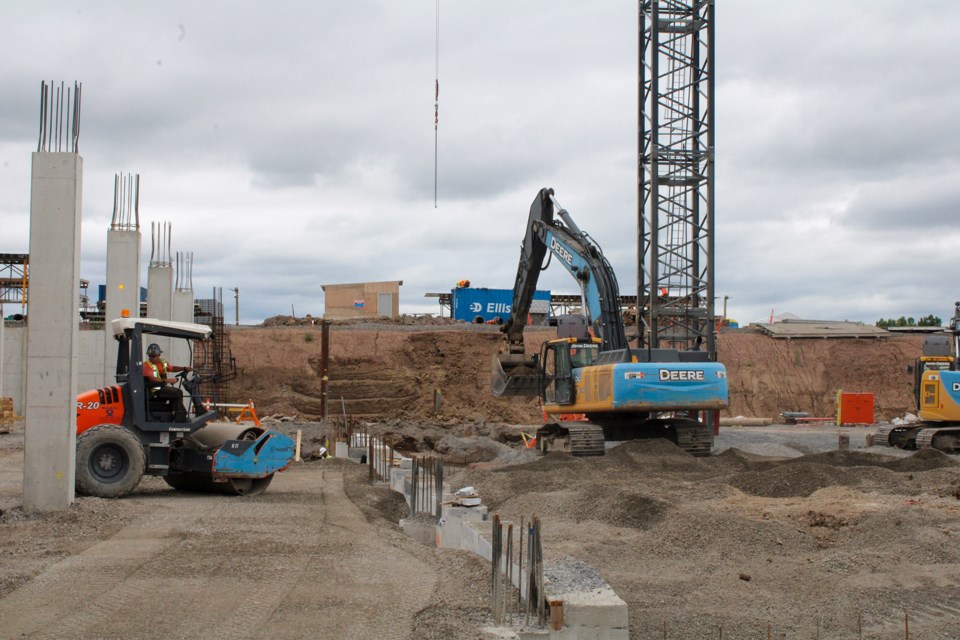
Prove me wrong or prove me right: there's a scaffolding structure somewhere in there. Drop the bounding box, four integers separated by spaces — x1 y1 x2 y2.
193 287 236 407
0 253 94 321
638 0 716 356
0 254 29 313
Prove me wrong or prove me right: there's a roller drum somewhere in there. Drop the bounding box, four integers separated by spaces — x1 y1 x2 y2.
164 471 273 496
187 422 264 448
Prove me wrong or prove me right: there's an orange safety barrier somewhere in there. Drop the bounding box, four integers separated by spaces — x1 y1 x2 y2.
235 401 261 427
520 431 537 449
206 399 262 427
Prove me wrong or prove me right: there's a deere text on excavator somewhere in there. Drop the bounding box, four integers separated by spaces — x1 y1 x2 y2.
492 188 728 456
75 317 296 498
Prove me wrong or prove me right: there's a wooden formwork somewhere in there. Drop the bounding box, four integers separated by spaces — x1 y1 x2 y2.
0 397 14 433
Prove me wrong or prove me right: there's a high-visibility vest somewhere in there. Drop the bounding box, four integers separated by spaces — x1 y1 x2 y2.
147 359 169 394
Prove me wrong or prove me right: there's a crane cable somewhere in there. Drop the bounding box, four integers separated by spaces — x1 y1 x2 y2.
434 0 439 208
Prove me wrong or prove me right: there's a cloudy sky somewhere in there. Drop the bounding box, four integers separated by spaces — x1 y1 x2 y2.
2 1 959 325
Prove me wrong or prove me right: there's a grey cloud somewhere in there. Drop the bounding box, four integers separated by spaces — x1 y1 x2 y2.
5 1 960 326
842 170 960 230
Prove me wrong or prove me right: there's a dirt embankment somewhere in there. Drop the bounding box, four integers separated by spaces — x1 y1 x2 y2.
228 325 925 423
721 331 923 419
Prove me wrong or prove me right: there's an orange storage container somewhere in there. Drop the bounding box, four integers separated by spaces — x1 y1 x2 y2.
836 391 874 425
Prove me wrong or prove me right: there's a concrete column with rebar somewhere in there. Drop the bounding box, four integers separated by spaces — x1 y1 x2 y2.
103 174 142 385
146 265 173 355
23 151 82 511
103 235 141 382
169 289 194 366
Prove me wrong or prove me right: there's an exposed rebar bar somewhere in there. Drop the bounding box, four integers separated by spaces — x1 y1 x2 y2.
111 174 140 230
37 81 81 153
150 221 173 267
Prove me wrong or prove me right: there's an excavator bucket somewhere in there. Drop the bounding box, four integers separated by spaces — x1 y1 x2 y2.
491 354 540 397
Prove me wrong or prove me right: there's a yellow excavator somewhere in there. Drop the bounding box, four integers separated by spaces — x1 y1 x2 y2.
875 302 960 452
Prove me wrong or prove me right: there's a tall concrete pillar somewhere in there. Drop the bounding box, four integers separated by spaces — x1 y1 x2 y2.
172 288 194 323
146 221 173 356
170 289 194 367
103 229 141 381
103 176 141 384
24 150 82 511
169 251 195 368
147 264 173 355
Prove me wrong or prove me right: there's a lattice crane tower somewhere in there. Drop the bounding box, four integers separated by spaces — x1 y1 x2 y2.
638 0 716 357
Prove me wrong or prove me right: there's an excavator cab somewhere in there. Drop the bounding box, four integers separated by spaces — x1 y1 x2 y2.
492 314 596 398
539 338 600 405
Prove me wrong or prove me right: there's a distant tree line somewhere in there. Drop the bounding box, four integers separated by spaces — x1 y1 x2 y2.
875 315 942 328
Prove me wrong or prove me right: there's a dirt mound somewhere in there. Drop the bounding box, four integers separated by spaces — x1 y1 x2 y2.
720 448 958 499
261 314 465 327
884 447 960 472
441 431 960 636
431 435 512 464
707 447 772 471
727 463 862 498
261 314 323 326
575 488 671 529
601 438 705 473
771 447 956 473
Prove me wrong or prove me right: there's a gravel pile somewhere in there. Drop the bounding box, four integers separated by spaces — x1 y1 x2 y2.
442 428 960 638
544 557 610 593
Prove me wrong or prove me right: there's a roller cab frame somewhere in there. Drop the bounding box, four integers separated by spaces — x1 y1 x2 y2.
75 318 295 497
78 318 219 466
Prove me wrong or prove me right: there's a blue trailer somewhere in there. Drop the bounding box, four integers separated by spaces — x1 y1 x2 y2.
452 287 550 324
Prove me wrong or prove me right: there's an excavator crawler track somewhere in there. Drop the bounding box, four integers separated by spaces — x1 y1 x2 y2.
915 426 960 453
632 418 714 457
874 424 924 449
537 422 605 456
565 423 606 456
673 421 714 457
872 425 896 447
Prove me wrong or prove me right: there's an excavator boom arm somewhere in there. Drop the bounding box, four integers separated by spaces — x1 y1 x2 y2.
501 188 553 353
493 188 627 397
500 188 626 352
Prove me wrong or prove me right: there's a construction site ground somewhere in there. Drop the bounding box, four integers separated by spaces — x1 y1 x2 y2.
2 321 959 639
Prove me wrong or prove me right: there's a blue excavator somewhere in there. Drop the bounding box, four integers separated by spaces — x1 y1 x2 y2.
492 188 728 456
